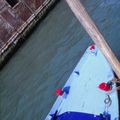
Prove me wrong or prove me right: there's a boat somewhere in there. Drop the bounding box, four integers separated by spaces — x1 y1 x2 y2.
45 45 119 120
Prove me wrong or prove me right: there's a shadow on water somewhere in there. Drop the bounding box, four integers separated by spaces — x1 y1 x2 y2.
0 0 120 120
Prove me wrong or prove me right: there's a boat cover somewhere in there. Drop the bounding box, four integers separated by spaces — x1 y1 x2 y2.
46 45 119 120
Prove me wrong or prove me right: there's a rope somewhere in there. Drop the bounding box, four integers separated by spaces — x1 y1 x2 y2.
109 78 120 83
106 78 120 94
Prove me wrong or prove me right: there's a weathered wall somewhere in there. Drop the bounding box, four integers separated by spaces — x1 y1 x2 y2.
0 0 58 65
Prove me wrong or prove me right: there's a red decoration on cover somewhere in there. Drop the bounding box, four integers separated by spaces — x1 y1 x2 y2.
98 82 111 91
90 45 95 50
55 88 63 96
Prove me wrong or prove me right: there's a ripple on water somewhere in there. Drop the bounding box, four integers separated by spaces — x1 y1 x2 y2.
100 0 120 7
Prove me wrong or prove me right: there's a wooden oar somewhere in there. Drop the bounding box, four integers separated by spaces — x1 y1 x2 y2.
65 0 120 79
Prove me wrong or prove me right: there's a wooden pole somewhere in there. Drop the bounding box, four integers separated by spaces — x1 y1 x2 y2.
66 0 120 79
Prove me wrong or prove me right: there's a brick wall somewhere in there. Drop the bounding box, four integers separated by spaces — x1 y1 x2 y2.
0 0 48 54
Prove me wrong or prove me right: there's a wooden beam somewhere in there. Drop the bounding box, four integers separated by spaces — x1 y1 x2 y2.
66 0 120 79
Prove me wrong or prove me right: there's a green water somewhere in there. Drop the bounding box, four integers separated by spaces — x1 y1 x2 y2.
0 0 120 120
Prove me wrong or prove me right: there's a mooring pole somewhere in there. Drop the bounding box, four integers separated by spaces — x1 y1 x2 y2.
66 0 120 79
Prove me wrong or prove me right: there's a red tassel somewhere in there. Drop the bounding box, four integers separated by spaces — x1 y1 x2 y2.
55 88 63 96
90 45 95 50
98 82 111 92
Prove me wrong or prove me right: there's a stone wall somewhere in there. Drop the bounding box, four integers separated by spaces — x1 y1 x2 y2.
0 0 58 66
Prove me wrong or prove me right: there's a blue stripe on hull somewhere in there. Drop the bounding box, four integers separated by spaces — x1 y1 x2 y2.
51 112 110 120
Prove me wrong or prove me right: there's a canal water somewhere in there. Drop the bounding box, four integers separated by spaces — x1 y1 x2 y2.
0 0 120 120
